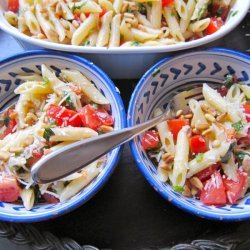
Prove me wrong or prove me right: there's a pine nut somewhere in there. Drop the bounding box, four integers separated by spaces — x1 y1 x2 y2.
23 135 34 147
162 153 171 161
216 112 227 122
159 160 171 170
192 128 199 134
201 103 217 116
205 113 215 122
190 177 203 190
0 151 10 161
202 128 213 136
100 125 114 133
212 140 221 148
196 123 210 130
183 185 192 197
191 187 199 196
80 13 86 22
72 20 80 28
9 111 17 120
176 110 183 117
9 146 23 153
165 155 174 164
184 113 193 119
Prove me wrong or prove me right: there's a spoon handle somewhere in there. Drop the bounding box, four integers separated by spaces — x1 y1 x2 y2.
31 111 170 184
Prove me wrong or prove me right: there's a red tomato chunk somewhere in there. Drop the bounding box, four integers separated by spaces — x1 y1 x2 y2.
0 176 20 202
167 119 189 141
200 171 227 206
223 170 248 204
43 193 59 204
162 0 174 7
196 162 220 182
46 104 82 127
206 17 224 35
243 104 250 122
190 135 208 155
8 0 19 13
142 130 160 150
78 104 113 130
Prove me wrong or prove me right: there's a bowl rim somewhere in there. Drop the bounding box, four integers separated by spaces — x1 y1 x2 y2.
0 1 250 54
128 48 250 221
0 50 127 222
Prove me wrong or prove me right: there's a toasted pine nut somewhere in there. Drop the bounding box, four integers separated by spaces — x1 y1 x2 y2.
9 146 23 154
159 160 171 170
162 153 171 161
80 13 86 22
200 103 217 116
184 113 193 119
216 112 227 122
183 185 192 197
212 140 221 148
176 110 183 117
9 111 17 120
205 113 215 122
72 20 79 28
192 128 199 134
23 135 34 147
165 155 174 164
191 187 199 196
196 123 210 130
190 177 203 190
0 151 10 161
100 125 114 133
202 128 213 136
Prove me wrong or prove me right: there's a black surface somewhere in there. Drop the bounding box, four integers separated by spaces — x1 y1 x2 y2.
3 12 250 250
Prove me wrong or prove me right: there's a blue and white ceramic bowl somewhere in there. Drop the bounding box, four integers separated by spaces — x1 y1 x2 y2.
0 51 126 222
128 48 250 221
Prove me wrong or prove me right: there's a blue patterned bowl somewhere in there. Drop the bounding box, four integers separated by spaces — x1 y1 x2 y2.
0 51 126 222
128 48 250 221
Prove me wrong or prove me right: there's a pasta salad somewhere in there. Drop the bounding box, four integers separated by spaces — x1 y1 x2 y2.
0 64 114 210
142 76 250 206
4 0 231 47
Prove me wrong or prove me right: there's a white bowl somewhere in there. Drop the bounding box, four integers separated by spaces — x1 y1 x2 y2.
0 0 249 78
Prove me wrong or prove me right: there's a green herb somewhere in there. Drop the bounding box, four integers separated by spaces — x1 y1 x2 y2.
197 6 206 20
232 10 238 17
138 4 146 15
148 148 161 154
216 7 224 16
43 128 55 142
152 68 160 77
12 165 21 172
83 40 90 46
223 74 234 89
127 9 133 13
3 116 10 127
171 10 175 17
236 151 250 163
232 121 244 132
72 1 87 12
64 93 75 110
15 152 21 157
195 153 204 162
43 76 49 85
173 186 184 193
131 41 140 46
221 142 236 164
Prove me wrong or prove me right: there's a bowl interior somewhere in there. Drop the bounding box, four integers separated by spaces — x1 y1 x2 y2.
0 51 125 222
128 49 250 220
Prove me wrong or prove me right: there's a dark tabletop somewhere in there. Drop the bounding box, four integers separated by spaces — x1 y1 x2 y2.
0 12 250 250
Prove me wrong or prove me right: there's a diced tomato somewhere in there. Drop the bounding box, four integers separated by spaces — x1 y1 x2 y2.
226 128 236 141
200 171 227 206
95 107 114 126
0 176 20 202
0 109 17 139
32 148 44 159
141 130 160 150
211 4 229 21
217 85 228 97
78 104 113 130
162 0 174 7
43 193 59 204
196 162 220 181
8 0 19 13
206 17 224 35
70 85 82 95
99 8 106 17
223 170 248 204
243 104 250 122
74 13 81 23
167 119 189 141
190 135 208 155
85 12 91 18
46 104 82 127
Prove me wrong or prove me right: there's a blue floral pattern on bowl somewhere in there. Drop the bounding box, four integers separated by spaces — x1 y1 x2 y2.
0 51 126 222
128 48 250 221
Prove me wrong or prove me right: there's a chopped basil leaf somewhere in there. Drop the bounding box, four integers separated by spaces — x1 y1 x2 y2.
43 128 55 142
138 4 146 15
43 76 50 85
232 121 243 132
131 41 140 46
221 142 236 164
72 1 87 12
232 10 238 17
223 74 234 89
195 153 204 162
171 10 175 17
4 116 10 127
83 40 90 46
236 151 250 163
197 6 206 20
152 68 160 77
64 93 75 110
173 186 184 192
